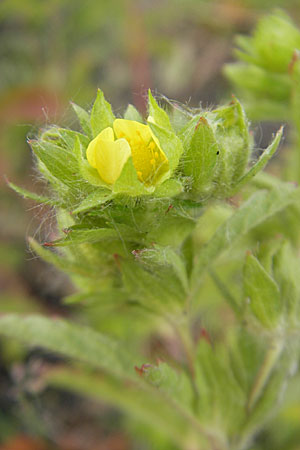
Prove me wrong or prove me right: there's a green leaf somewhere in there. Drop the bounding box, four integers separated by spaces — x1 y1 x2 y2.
72 189 113 214
148 90 172 131
124 104 143 122
232 127 283 195
8 181 60 206
0 314 137 378
149 123 183 173
244 253 282 328
153 179 183 198
71 102 92 138
183 117 218 193
90 89 115 137
191 184 300 292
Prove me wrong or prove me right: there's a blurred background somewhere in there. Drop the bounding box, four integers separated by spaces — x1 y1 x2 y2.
1 1 300 449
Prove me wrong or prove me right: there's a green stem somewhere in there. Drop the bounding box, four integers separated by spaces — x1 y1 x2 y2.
247 339 283 412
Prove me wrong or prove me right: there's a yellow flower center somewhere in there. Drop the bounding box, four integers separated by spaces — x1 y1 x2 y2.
86 119 169 186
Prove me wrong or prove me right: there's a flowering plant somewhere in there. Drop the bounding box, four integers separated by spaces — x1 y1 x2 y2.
3 14 300 449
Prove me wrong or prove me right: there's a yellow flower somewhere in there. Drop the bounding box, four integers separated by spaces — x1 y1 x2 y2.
86 119 169 186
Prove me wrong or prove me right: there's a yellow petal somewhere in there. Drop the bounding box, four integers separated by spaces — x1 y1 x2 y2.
94 138 131 184
114 119 151 143
86 127 114 168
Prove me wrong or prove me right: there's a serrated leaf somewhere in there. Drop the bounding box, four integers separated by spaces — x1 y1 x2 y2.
191 184 300 293
124 104 143 122
149 123 183 173
148 90 172 131
0 314 138 378
244 253 282 328
90 89 115 137
71 102 92 138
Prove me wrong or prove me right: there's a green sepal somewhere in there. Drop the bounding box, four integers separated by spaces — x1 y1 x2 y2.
232 127 283 195
49 223 143 247
71 102 93 138
182 116 218 194
113 157 152 196
90 89 115 137
121 258 185 313
244 252 282 329
148 90 172 131
138 245 189 293
210 97 250 191
148 122 183 173
41 126 90 152
153 179 183 198
28 238 96 278
124 104 143 122
30 139 82 189
72 189 113 214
